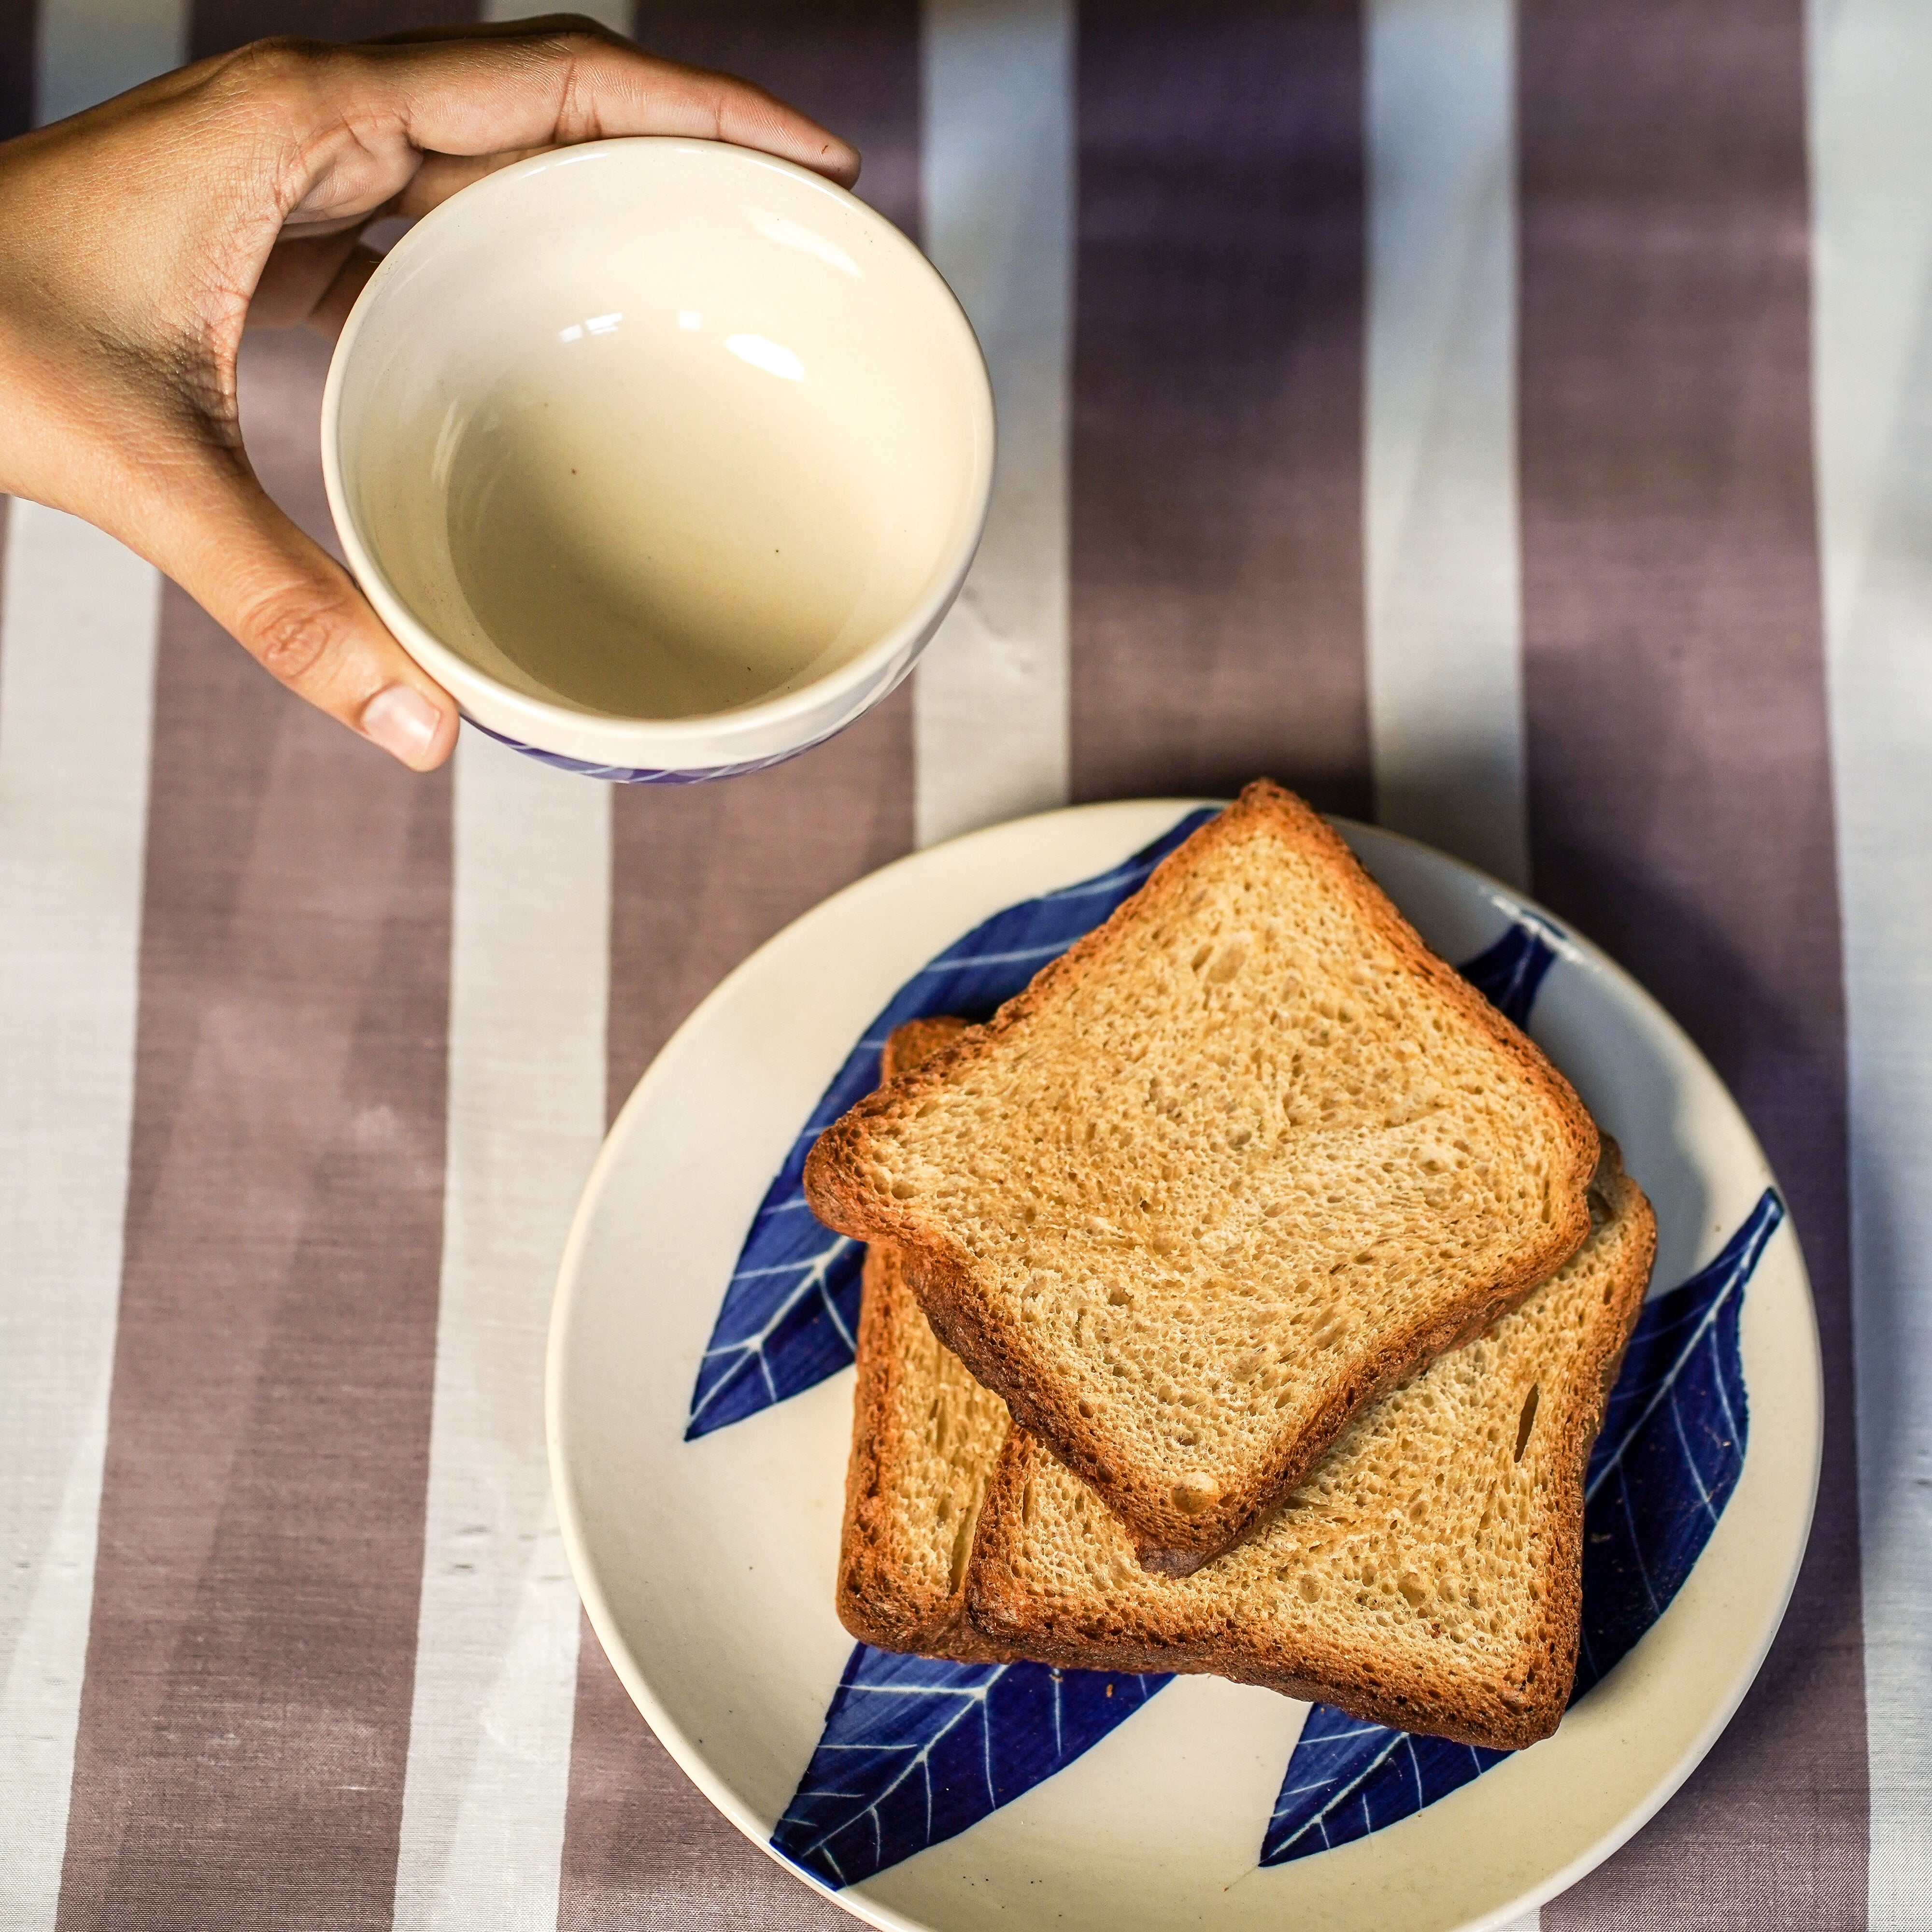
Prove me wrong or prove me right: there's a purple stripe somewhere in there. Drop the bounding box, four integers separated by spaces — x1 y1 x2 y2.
1070 0 1369 813
0 0 31 138
55 332 453 1930
191 0 461 57
599 695 915 1117
632 0 922 237
1519 3 1868 1924
559 6 919 1924
562 1618 856 1931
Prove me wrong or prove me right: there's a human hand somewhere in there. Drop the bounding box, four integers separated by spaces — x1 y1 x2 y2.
0 22 859 769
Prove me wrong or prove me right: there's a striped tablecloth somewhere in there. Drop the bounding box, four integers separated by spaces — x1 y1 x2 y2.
1 1 1924 1927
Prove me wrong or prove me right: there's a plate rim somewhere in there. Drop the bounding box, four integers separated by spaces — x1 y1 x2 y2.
547 797 1823 1932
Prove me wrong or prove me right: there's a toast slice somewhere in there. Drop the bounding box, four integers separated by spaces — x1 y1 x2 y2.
806 780 1600 1572
966 1145 1655 1749
837 1017 1016 1661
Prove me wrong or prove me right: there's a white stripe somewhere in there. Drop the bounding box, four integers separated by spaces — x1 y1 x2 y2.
914 0 1073 851
1363 0 1528 890
1807 2 1932 1921
1364 3 1535 1922
36 0 188 124
480 0 632 30
0 506 160 1926
392 730 610 1932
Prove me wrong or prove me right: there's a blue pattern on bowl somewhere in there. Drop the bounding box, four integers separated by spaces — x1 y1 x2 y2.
464 714 827 783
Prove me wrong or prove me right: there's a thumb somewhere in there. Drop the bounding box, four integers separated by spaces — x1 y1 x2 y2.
160 449 459 771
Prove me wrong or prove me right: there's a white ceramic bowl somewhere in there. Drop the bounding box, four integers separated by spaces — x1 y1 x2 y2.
322 138 994 781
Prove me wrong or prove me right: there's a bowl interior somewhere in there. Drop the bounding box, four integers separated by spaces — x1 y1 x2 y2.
334 141 988 724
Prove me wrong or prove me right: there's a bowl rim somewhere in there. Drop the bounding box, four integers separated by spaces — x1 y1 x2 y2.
319 135 995 771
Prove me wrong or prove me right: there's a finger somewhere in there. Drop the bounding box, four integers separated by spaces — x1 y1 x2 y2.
302 241 382 339
261 28 859 227
347 0 853 188
389 145 550 217
253 158 495 335
261 140 606 340
250 225 368 327
159 449 459 769
278 143 553 237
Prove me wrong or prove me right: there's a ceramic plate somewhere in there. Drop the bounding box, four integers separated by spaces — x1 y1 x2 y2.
548 801 1821 1932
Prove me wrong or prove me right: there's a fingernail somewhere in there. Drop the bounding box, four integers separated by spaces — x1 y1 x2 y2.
361 684 444 767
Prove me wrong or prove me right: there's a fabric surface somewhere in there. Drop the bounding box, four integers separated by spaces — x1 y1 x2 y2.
0 0 1926 1928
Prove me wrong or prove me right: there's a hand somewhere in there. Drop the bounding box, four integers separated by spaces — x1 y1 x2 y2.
0 22 859 769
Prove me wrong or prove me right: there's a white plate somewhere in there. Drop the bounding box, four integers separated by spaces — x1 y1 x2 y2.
548 801 1821 1932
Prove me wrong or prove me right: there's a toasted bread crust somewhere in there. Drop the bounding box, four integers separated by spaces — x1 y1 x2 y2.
807 781 1601 1571
838 1245 1014 1660
836 1018 1015 1662
962 1148 1657 1750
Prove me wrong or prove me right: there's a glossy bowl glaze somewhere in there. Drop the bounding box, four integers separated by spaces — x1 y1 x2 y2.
323 138 994 781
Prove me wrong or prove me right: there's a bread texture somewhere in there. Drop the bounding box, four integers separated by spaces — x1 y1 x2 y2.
837 1018 1016 1661
965 1145 1656 1749
805 780 1601 1572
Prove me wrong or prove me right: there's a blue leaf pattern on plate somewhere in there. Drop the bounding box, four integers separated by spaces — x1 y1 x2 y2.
684 810 1215 1438
771 1646 1170 1888
688 816 1560 1438
1262 1709 1506 1862
1459 910 1563 1027
1258 1188 1784 1867
1575 1188 1780 1689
